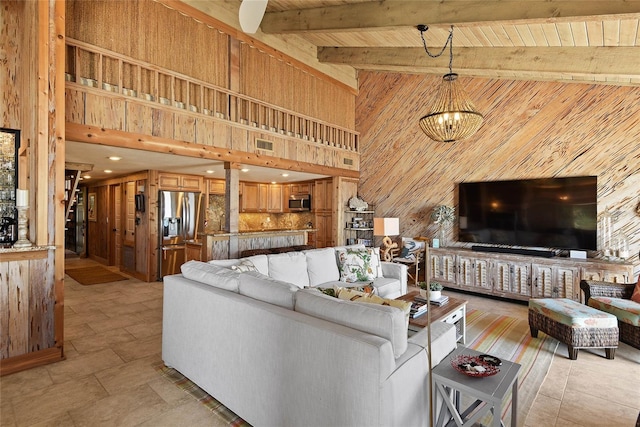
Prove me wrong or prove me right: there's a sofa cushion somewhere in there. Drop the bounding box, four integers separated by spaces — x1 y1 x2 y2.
180 260 240 292
209 254 269 275
588 297 640 327
304 248 340 286
295 289 408 358
336 287 412 321
238 271 299 310
336 248 380 282
268 252 310 288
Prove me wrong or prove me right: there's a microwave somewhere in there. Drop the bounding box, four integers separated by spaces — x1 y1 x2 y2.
288 195 311 211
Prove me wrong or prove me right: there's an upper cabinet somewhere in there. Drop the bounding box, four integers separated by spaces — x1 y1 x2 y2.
290 183 311 195
240 183 284 213
313 179 333 213
207 179 225 195
158 173 203 192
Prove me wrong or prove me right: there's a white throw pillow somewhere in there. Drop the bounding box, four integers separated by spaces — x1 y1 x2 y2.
180 260 240 292
267 252 310 288
303 248 340 286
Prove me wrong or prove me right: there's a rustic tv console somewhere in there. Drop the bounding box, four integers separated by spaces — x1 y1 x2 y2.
429 247 633 302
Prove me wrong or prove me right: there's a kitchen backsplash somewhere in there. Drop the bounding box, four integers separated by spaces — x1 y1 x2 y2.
205 195 315 232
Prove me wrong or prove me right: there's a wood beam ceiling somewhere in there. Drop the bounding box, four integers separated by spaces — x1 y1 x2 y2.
261 1 640 33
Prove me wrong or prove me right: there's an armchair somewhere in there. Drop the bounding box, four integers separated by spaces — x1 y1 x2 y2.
390 237 427 285
580 279 640 350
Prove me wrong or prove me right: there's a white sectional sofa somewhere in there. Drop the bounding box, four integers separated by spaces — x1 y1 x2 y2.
162 245 458 426
209 245 408 299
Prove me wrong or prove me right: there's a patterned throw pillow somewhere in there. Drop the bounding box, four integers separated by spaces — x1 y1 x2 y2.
336 248 379 282
231 259 258 273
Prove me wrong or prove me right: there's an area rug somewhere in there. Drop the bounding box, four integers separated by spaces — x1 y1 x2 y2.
154 363 250 426
465 308 559 427
65 266 129 285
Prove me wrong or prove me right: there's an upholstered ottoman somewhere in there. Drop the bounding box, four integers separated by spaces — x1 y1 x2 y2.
528 298 618 360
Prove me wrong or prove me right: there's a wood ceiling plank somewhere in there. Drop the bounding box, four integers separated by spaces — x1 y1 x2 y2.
619 19 639 46
491 25 515 47
555 22 575 46
603 20 621 46
528 24 550 46
541 23 561 46
586 21 604 45
570 22 589 46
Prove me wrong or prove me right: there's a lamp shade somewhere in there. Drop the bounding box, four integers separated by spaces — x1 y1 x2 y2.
373 217 399 237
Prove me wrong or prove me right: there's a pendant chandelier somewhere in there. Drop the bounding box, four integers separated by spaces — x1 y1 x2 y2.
418 25 484 143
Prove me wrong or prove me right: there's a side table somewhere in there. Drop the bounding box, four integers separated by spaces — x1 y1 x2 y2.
432 347 521 427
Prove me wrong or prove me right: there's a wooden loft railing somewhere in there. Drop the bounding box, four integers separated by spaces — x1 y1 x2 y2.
65 38 359 152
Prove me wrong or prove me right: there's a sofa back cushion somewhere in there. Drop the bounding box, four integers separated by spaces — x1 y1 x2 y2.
209 255 269 275
267 252 310 288
238 271 299 309
295 289 408 358
304 248 340 286
180 261 240 292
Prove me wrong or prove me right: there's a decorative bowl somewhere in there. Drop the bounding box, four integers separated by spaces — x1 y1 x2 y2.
451 354 500 377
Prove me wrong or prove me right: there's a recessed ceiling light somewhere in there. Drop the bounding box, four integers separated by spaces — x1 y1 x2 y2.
83 175 91 179
271 181 277 184
104 169 112 173
282 173 289 177
241 168 249 172
206 170 215 174
108 156 122 161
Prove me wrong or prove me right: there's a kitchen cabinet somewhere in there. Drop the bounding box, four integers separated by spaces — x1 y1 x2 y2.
240 183 283 213
315 212 333 248
208 179 225 195
158 173 203 191
186 242 203 262
429 248 633 302
267 184 283 212
290 182 311 195
313 179 332 212
313 179 333 247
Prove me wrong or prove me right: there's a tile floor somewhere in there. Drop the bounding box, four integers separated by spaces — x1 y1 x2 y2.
1 257 638 426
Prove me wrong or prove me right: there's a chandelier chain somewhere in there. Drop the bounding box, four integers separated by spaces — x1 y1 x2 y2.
419 25 454 74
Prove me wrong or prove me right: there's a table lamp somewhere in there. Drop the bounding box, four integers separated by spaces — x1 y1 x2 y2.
373 217 399 262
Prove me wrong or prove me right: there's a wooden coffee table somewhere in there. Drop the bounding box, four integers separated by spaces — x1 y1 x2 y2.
397 291 468 344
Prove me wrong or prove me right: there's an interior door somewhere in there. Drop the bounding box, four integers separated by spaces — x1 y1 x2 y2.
122 181 136 273
109 184 122 267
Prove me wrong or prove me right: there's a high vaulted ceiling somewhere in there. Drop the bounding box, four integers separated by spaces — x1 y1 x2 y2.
249 0 640 87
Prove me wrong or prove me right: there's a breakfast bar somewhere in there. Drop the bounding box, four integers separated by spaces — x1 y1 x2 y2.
201 228 316 261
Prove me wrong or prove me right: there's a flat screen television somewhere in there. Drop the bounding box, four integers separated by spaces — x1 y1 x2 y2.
458 176 597 250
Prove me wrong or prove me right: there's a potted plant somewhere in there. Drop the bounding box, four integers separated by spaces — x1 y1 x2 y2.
430 282 444 300
418 282 429 299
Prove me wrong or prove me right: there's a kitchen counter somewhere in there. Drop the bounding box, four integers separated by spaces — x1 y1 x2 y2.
201 229 316 260
200 228 316 237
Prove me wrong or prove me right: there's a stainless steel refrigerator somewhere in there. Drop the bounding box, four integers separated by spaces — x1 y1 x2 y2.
158 190 204 278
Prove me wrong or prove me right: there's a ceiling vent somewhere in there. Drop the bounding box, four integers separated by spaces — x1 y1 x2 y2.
256 138 274 151
343 157 354 166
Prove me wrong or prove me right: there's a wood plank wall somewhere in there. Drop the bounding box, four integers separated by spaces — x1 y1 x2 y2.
65 0 355 129
356 71 640 272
